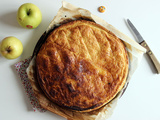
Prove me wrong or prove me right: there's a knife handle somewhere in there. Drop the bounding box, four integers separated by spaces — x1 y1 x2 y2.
140 41 160 74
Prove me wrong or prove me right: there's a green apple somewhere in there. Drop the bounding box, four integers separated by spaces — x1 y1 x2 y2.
17 3 42 29
0 37 23 59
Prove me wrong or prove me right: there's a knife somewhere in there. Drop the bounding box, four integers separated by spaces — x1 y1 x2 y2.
126 19 160 74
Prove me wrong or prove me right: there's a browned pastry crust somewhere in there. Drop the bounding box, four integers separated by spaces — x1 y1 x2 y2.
36 20 129 112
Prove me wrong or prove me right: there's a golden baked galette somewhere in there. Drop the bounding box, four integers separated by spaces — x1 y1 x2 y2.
36 20 129 112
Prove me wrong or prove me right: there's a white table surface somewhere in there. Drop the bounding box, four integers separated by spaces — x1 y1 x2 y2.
0 0 160 120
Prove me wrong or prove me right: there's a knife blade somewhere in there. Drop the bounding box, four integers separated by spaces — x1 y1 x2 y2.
126 19 160 74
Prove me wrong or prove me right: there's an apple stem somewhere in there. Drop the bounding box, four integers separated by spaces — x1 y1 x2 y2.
6 46 11 53
27 9 31 15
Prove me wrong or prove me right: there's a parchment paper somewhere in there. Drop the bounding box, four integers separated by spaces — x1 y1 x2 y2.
26 1 146 120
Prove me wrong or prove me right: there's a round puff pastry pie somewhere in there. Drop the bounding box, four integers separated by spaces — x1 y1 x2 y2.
36 20 129 112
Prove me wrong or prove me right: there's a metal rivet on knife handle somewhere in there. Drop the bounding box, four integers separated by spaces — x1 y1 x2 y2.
144 44 147 47
148 50 152 55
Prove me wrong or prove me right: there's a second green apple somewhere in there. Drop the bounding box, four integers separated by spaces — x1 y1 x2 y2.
17 3 42 29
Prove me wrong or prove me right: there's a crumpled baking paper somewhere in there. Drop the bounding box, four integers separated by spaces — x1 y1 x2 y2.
15 1 146 120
